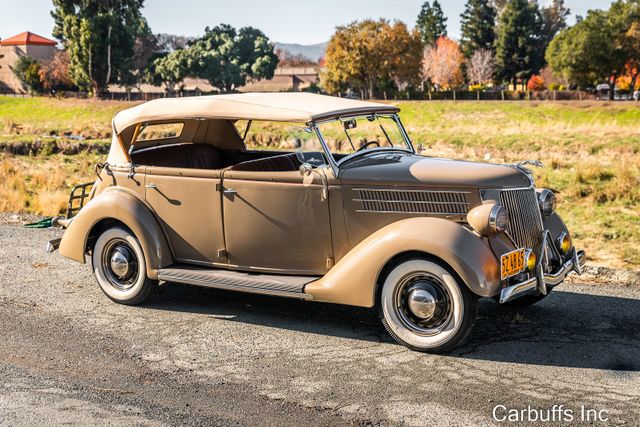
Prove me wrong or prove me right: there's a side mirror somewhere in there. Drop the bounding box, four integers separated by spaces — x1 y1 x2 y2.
299 163 313 176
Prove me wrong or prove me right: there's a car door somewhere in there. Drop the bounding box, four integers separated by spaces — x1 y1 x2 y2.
221 169 333 275
145 166 227 266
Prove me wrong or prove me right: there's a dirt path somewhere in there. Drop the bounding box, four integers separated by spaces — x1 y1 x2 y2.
0 223 638 426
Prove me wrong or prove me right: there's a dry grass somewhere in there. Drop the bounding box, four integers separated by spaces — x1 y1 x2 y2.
0 153 100 215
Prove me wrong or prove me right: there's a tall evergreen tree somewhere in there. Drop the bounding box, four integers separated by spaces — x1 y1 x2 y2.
460 0 497 59
51 0 147 96
536 0 570 68
416 1 448 46
494 0 542 85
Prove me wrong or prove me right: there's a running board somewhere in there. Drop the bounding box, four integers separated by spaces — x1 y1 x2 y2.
158 264 317 300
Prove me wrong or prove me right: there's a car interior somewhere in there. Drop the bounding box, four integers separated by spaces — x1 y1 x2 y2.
130 142 329 172
124 118 356 173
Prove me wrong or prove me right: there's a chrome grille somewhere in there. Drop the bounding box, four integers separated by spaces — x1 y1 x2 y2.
354 188 470 215
500 188 544 257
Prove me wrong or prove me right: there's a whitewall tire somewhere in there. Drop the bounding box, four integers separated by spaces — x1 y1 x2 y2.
379 259 477 352
91 226 157 305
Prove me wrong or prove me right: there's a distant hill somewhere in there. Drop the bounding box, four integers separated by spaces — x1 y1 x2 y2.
274 42 327 62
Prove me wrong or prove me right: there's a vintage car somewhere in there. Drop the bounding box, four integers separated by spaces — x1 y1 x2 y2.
49 93 585 352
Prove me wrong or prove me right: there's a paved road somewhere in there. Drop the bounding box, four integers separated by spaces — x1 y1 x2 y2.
0 222 638 426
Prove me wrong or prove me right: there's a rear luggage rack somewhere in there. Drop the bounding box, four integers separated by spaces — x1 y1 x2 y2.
66 182 94 218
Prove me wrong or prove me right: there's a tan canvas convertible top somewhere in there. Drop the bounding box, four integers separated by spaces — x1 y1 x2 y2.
113 92 399 134
107 93 400 165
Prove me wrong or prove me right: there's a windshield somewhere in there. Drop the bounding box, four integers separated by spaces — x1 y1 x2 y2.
316 115 412 163
234 114 413 171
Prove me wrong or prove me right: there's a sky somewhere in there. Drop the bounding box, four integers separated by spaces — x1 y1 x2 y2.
1 0 616 45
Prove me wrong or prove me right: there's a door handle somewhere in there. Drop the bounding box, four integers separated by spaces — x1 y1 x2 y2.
146 183 157 189
223 188 237 195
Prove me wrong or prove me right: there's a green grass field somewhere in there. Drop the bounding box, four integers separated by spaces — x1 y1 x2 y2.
1 96 639 268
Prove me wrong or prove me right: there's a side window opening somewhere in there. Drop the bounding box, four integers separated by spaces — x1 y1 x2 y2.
136 122 184 142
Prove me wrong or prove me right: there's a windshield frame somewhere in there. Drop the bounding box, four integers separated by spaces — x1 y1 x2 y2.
310 113 415 176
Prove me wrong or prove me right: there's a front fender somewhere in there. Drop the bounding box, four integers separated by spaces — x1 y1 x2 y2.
304 217 501 307
543 211 570 240
59 188 172 279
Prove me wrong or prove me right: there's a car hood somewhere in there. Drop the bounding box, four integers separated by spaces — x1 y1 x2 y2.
339 152 532 189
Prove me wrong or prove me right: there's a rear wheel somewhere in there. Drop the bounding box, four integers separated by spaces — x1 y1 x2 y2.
378 259 477 353
91 226 157 305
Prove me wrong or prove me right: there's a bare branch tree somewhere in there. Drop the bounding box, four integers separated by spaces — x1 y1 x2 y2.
422 36 464 89
467 48 495 85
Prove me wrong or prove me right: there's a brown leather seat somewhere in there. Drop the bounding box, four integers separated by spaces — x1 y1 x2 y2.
230 153 301 172
131 143 222 169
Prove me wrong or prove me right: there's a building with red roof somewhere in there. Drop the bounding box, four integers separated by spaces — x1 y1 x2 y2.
1 32 57 47
0 31 58 93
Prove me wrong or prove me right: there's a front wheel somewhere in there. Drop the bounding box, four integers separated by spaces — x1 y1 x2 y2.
91 226 157 305
378 259 477 353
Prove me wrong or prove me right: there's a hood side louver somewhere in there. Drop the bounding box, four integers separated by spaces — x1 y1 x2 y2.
354 188 471 215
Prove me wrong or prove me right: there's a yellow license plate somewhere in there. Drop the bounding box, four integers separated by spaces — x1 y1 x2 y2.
501 249 526 280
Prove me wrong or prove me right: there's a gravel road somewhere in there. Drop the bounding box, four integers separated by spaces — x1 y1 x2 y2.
0 220 638 426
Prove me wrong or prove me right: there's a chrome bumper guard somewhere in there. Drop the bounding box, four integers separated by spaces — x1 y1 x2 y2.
499 248 586 304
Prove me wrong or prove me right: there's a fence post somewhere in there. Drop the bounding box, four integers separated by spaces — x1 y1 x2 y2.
501 90 505 101
477 90 480 101
453 90 456 101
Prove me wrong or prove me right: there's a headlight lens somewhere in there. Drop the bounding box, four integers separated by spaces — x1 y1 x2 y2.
489 204 509 234
537 189 556 217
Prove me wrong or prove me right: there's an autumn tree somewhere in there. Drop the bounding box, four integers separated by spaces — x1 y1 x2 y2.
416 1 448 46
38 50 75 92
322 20 422 98
460 0 496 59
494 0 542 86
51 0 148 96
422 36 464 89
610 0 640 91
467 49 495 85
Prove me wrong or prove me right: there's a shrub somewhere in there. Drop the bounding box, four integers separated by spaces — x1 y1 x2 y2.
13 56 44 94
527 75 546 91
469 84 485 91
548 82 560 90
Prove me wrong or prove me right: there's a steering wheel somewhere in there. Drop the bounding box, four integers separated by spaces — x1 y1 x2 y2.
356 141 380 152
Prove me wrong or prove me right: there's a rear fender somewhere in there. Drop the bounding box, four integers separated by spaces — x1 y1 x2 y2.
304 217 501 307
59 188 172 279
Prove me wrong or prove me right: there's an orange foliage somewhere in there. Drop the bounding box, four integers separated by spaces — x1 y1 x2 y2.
422 36 463 89
527 75 546 91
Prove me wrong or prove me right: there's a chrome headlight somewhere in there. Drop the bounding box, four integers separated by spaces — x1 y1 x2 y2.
537 189 556 217
489 204 509 234
467 203 509 235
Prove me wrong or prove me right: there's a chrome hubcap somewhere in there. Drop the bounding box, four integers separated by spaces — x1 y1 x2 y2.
110 247 132 278
102 239 138 291
407 288 437 319
394 273 453 336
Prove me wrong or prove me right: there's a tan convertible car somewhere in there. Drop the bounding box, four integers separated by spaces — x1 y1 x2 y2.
49 93 585 352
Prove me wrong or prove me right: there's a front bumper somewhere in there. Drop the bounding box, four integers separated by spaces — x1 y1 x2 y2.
499 248 586 304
